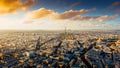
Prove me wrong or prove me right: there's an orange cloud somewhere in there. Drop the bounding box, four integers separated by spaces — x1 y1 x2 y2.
25 7 118 23
24 7 97 24
0 0 36 14
73 14 118 22
114 9 120 12
73 15 107 22
26 8 54 19
70 2 80 8
107 14 119 20
50 9 89 20
51 8 96 20
108 1 120 9
96 15 108 22
26 8 93 20
64 2 80 8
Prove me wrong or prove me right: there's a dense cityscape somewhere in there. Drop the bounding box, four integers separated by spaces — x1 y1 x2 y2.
0 30 119 68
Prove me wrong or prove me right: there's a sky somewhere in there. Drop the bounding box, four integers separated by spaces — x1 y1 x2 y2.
0 0 120 30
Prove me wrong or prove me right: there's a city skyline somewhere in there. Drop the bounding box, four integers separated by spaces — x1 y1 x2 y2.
0 0 120 30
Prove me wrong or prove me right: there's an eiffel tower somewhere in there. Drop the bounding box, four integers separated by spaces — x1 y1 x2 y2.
64 27 72 40
35 36 41 50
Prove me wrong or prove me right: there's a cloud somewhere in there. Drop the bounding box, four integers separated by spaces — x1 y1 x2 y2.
50 9 89 20
70 2 80 8
23 19 34 24
107 14 119 20
51 8 96 20
80 22 99 27
24 7 97 23
114 9 120 12
24 7 118 24
64 2 80 8
25 7 95 21
73 14 118 22
26 8 54 19
108 1 120 9
22 0 36 7
0 0 36 14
